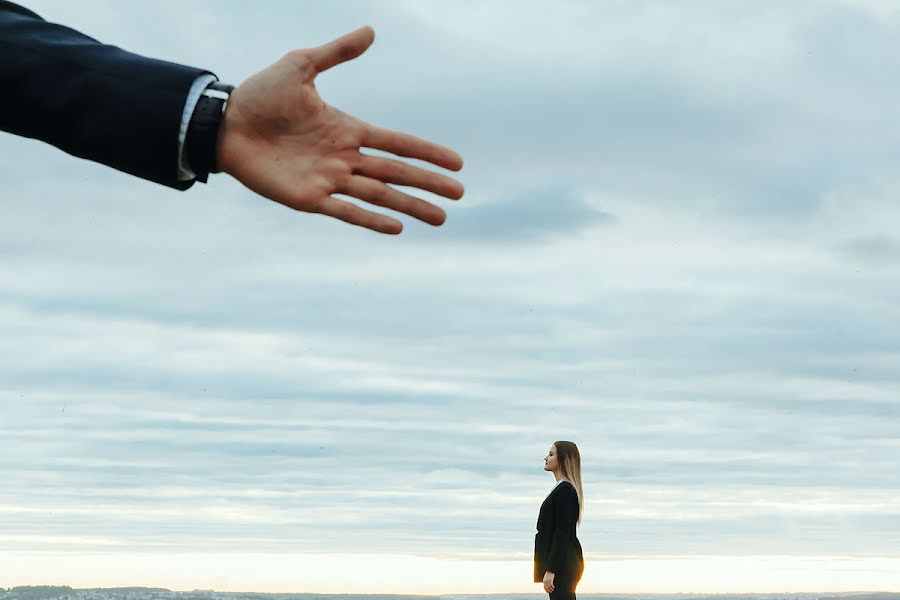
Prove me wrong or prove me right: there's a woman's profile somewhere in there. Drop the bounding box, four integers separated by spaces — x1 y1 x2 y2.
534 441 585 600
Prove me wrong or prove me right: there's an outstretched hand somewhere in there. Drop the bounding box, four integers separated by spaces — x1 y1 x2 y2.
216 26 464 234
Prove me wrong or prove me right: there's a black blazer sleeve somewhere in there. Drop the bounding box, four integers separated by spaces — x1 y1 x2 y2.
534 482 583 583
545 482 579 574
0 1 214 189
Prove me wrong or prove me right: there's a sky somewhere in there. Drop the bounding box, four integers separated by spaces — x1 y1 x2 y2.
2 0 900 594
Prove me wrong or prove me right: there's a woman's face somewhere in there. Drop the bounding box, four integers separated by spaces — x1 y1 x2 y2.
544 445 558 472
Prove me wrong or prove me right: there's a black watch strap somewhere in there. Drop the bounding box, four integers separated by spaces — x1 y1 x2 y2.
185 81 235 183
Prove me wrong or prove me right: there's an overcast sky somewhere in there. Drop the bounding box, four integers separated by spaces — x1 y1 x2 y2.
2 0 900 594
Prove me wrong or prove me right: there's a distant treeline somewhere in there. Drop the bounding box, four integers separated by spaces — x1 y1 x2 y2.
1 589 170 600
3 588 74 600
2 590 899 600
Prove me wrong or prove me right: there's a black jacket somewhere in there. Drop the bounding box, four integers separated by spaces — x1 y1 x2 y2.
0 1 212 188
534 480 584 583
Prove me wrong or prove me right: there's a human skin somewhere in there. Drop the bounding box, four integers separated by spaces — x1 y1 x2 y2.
544 444 560 478
217 26 464 235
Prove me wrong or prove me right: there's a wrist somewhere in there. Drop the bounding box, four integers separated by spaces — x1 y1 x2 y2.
185 82 235 182
215 99 233 176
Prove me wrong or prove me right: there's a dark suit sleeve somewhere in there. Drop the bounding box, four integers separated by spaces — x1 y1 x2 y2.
545 483 579 574
0 1 214 189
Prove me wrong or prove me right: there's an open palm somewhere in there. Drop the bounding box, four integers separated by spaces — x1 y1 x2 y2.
217 26 464 234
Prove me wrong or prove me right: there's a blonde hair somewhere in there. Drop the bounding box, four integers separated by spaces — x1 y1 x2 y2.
554 440 584 525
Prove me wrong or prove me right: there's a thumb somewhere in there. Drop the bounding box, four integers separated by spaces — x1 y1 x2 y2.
308 26 375 73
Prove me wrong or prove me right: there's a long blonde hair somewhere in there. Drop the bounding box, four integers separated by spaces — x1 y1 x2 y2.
554 440 584 525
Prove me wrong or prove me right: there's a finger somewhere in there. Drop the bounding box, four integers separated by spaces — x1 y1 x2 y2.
341 175 447 226
316 196 402 235
308 26 375 73
363 126 464 171
355 155 464 199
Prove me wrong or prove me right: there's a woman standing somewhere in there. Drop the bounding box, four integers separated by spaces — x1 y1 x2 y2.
534 441 585 600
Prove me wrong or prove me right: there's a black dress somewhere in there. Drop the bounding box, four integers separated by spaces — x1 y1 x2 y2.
534 480 584 599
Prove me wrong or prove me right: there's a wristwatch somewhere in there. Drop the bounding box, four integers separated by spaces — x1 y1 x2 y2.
186 81 235 182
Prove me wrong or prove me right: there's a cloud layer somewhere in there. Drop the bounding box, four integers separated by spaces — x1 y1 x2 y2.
2 0 900 591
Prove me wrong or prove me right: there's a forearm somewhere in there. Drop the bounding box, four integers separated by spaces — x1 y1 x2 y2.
0 2 212 188
546 488 579 573
545 530 569 573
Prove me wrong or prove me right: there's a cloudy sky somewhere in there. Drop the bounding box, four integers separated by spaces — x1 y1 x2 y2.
2 0 900 594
